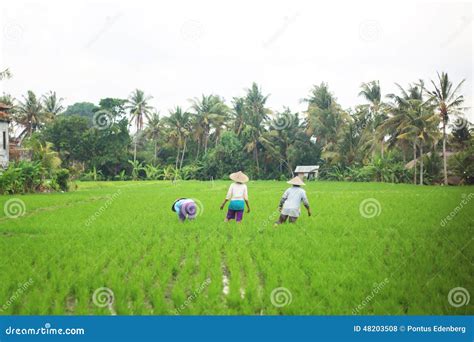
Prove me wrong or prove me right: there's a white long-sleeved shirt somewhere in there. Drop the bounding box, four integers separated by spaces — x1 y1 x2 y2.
226 183 248 201
279 186 309 217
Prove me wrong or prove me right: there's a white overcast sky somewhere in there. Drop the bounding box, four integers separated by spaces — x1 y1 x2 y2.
1 0 472 121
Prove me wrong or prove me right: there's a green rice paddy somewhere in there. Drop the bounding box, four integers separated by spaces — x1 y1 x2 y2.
0 181 473 315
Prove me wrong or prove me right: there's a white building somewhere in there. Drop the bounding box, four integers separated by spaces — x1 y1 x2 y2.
0 103 11 168
294 165 319 180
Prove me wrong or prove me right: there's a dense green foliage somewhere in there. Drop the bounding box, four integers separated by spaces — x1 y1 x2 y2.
63 102 99 118
0 161 44 194
0 161 70 194
55 169 70 192
1 74 472 185
1 181 472 314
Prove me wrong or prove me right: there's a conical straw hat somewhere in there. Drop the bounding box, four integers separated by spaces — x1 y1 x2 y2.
229 171 249 183
287 176 305 186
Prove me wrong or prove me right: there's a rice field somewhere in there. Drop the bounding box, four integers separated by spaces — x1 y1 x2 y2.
0 180 473 315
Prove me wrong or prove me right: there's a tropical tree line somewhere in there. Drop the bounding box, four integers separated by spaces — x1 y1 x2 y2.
1 71 472 187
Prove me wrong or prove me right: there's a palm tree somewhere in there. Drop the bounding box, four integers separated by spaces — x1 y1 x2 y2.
144 111 162 163
231 97 246 136
304 83 349 164
42 91 64 120
427 72 465 185
0 93 16 107
190 94 228 155
25 137 61 178
384 82 426 184
396 99 439 185
16 90 45 142
125 89 154 162
165 106 191 170
384 82 439 184
0 68 12 80
243 83 270 174
358 81 387 158
211 110 228 145
269 108 302 175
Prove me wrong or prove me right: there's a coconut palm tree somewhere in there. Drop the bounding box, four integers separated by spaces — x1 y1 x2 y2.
16 90 45 142
211 109 228 145
397 99 439 185
384 82 439 184
269 108 302 175
144 111 162 163
165 106 191 170
304 83 349 164
0 93 16 107
384 82 426 183
231 97 246 136
42 91 64 120
125 89 154 162
0 68 12 80
243 82 270 174
358 81 387 158
25 137 61 178
427 72 465 185
359 81 382 113
190 94 228 155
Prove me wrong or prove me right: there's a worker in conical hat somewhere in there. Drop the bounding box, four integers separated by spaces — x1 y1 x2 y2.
220 171 250 223
171 198 197 222
274 176 311 225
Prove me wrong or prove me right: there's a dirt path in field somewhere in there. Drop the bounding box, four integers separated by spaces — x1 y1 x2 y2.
221 262 230 296
221 251 245 299
250 251 266 314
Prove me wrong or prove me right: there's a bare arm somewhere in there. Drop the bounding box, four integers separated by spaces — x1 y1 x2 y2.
302 191 311 216
244 185 250 213
220 199 228 210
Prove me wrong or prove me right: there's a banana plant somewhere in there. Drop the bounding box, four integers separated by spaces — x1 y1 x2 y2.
144 164 163 180
128 160 145 180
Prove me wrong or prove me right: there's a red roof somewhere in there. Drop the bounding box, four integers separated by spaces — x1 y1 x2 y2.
0 102 11 111
0 111 10 122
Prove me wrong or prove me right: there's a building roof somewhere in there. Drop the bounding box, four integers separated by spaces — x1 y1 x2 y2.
0 103 11 110
295 165 319 173
0 111 10 122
